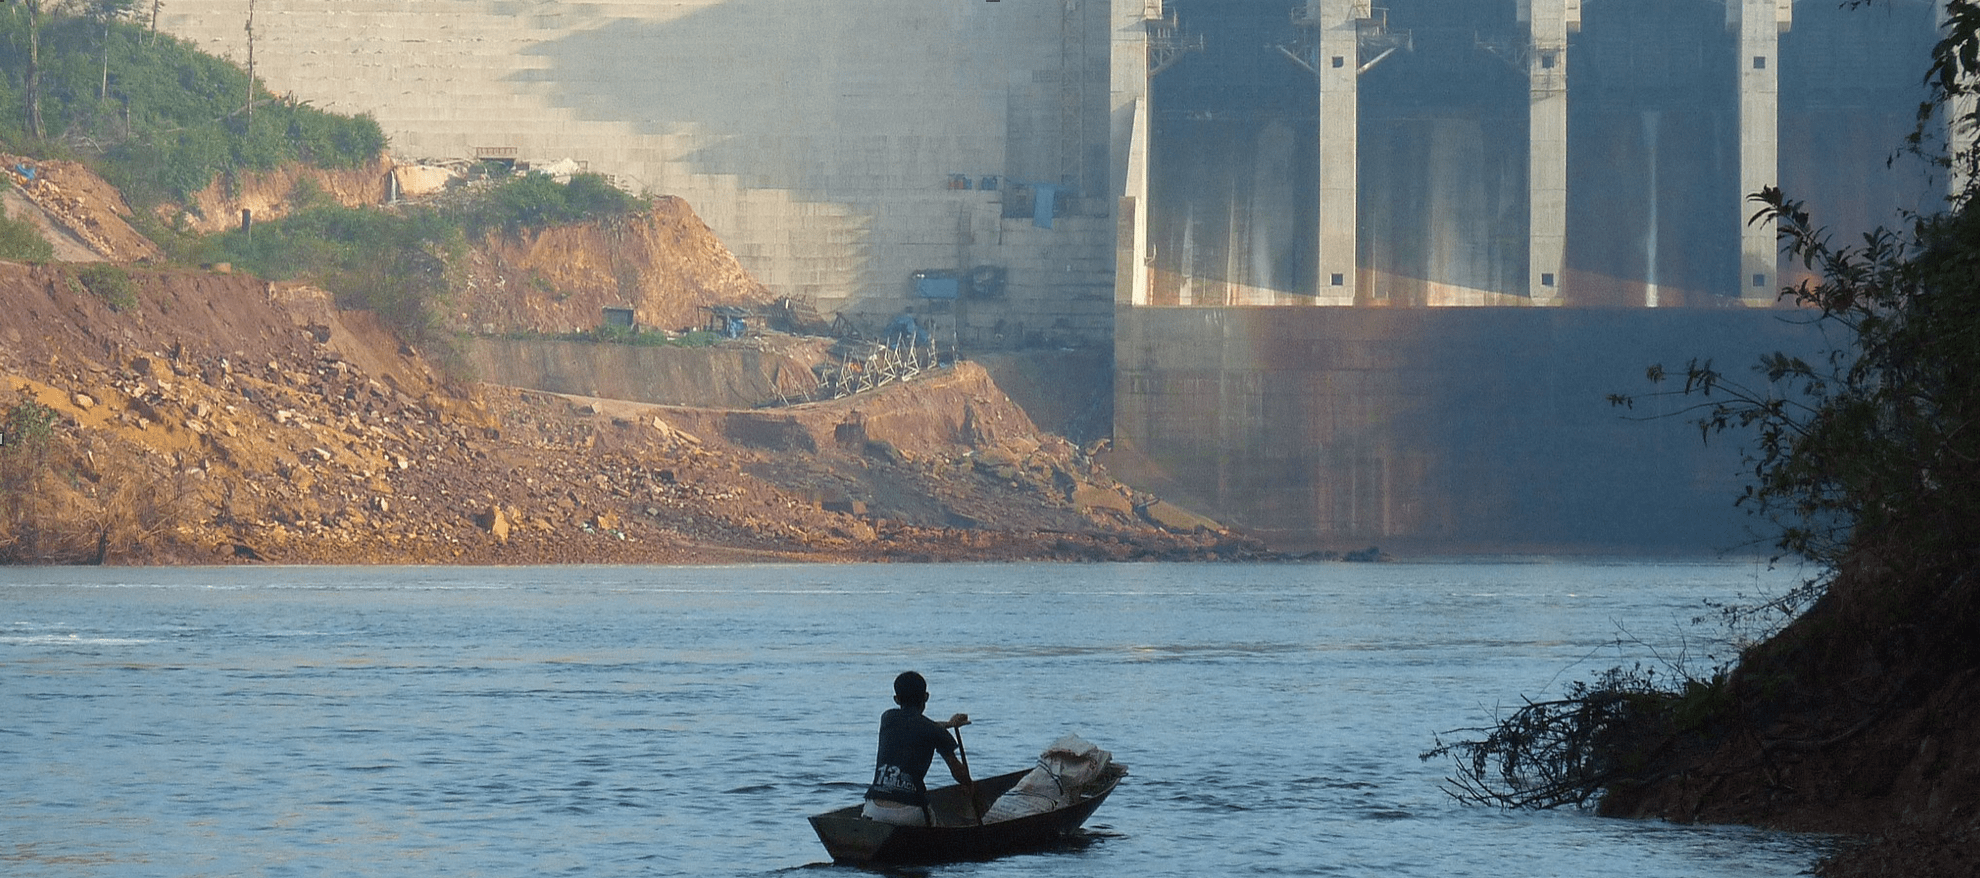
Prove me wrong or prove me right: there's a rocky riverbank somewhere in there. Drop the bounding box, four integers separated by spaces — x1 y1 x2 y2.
0 157 1272 566
0 263 1268 565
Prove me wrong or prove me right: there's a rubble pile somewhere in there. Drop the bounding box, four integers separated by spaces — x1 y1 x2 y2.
1 154 164 262
4 336 1266 564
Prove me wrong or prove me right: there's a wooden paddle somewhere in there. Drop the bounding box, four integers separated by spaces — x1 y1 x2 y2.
952 723 983 826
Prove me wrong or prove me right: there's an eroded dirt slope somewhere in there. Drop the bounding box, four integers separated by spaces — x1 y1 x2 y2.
3 154 165 262
165 155 394 233
0 259 1259 565
451 195 777 335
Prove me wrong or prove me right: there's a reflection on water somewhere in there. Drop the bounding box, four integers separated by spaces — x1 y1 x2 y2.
1 561 1827 877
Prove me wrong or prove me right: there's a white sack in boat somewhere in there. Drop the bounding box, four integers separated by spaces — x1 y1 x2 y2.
983 734 1112 823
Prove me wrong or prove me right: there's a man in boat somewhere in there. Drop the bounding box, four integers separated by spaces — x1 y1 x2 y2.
862 671 974 826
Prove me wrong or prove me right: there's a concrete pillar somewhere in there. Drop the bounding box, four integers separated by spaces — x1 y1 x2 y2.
1311 0 1366 306
1734 0 1791 306
1117 98 1153 306
1521 0 1576 305
1111 0 1157 306
1110 0 1155 219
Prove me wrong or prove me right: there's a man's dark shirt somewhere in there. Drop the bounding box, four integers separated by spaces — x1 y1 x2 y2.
864 708 956 807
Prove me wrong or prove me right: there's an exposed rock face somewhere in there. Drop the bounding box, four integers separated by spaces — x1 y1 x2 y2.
476 506 511 543
167 155 395 233
1071 483 1132 515
1137 499 1223 534
453 195 776 335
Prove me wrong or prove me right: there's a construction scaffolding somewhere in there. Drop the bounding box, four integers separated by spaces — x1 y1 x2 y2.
767 334 953 408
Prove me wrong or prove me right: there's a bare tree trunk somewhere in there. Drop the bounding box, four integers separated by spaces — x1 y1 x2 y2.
101 22 111 101
25 0 43 141
243 0 254 129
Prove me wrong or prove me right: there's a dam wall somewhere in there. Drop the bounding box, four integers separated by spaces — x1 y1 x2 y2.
1113 306 1826 553
1142 0 1938 306
157 2 1935 320
157 1 1941 551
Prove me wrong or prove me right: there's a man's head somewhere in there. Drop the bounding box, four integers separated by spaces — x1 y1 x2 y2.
893 671 928 709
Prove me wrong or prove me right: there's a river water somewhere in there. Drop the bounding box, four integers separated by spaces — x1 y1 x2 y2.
1 561 1829 877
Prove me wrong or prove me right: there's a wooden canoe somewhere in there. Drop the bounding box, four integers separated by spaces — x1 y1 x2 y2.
808 768 1120 864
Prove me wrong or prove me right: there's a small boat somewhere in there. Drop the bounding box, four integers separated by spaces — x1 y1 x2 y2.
808 768 1121 864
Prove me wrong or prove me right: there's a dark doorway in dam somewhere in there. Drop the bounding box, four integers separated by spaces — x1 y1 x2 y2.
1148 0 1938 308
1151 0 1322 305
1357 0 1528 307
1565 0 1739 307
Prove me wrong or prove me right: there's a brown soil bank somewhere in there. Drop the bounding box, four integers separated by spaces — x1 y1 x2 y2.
451 194 776 335
0 257 1263 565
3 153 166 262
166 155 394 233
1597 546 1980 876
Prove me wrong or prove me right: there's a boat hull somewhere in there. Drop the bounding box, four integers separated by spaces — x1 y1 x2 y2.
808 769 1118 864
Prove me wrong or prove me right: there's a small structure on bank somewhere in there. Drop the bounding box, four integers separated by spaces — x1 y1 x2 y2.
703 305 760 339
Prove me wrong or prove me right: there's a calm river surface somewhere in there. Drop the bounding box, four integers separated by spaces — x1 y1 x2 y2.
2 561 1828 877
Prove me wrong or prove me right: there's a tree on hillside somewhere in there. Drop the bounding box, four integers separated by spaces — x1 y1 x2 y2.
0 7 384 202
88 0 138 100
1428 0 1980 810
22 0 45 139
241 0 252 127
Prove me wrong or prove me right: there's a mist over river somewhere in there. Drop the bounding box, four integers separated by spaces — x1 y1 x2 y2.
2 562 1830 877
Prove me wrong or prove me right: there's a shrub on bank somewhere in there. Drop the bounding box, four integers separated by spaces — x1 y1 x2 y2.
466 172 642 236
0 204 53 262
69 262 137 310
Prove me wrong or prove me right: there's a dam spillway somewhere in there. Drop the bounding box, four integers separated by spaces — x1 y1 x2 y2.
1113 0 1938 551
155 0 1942 551
1135 0 1935 308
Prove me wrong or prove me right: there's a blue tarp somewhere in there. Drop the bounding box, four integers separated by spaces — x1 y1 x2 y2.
1032 183 1057 229
915 274 959 299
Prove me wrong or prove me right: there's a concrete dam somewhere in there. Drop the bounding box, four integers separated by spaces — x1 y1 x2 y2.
1137 0 1933 308
158 1 1941 552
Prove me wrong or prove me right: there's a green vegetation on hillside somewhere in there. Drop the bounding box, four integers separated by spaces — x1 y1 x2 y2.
182 172 646 348
463 171 644 236
0 396 59 559
0 6 651 352
0 3 383 204
68 261 135 310
0 203 54 262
